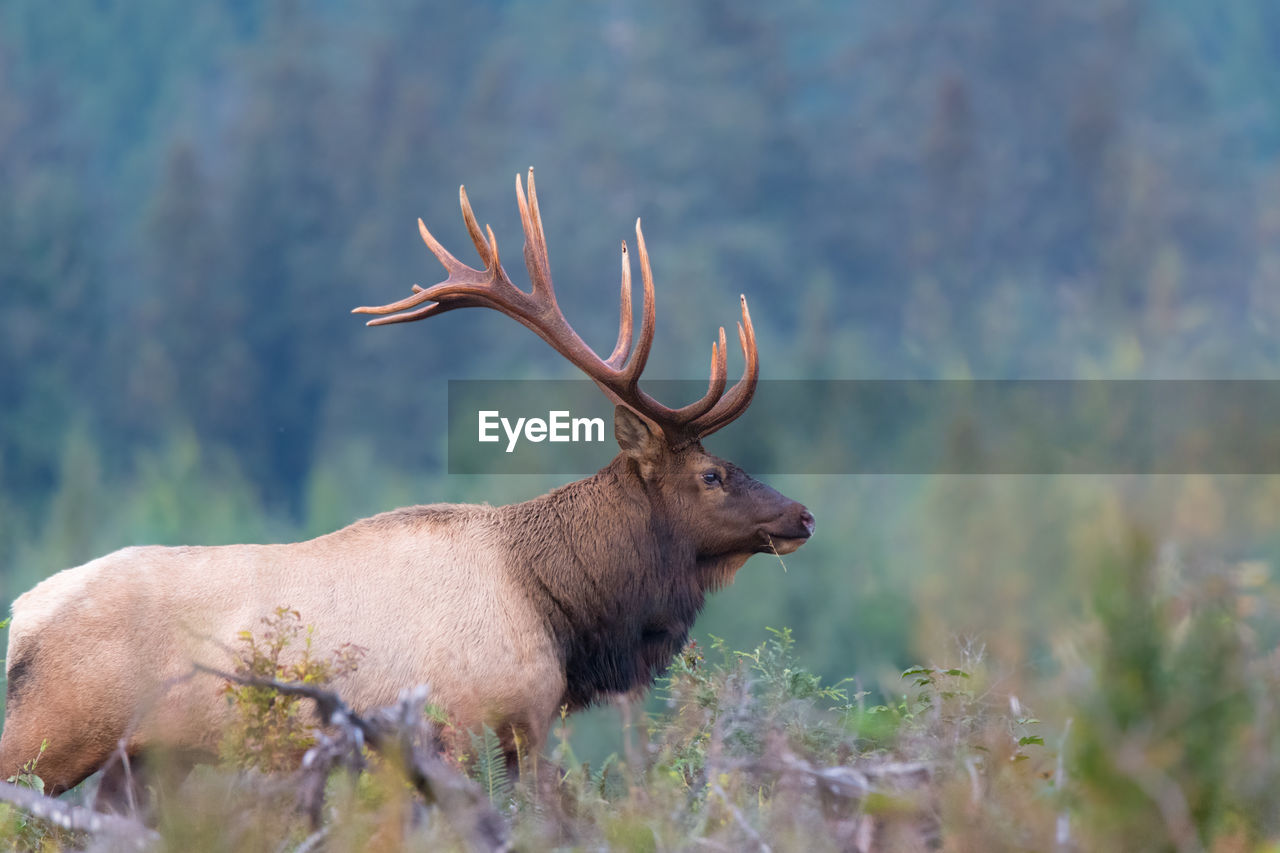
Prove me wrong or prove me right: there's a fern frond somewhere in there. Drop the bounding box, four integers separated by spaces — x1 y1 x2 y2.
468 726 510 804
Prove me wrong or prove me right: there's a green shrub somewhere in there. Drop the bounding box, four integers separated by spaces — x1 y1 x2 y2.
220 606 365 772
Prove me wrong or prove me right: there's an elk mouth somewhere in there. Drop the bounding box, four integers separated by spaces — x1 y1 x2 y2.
763 534 809 555
758 510 815 555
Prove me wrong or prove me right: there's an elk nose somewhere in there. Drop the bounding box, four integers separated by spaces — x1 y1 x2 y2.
799 509 815 537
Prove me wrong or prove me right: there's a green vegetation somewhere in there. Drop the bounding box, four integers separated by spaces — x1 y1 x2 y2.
220 606 366 773
3 541 1276 850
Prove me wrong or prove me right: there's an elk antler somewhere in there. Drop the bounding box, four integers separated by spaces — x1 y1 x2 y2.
353 168 758 447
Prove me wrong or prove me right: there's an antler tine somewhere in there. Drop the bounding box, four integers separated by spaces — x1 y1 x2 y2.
418 216 464 275
612 217 730 430
459 185 493 269
684 296 759 439
485 224 503 277
630 322 729 432
352 215 464 318
698 326 729 412
360 300 453 326
669 328 730 427
606 241 634 368
621 219 657 386
516 169 554 301
355 180 536 325
351 219 455 319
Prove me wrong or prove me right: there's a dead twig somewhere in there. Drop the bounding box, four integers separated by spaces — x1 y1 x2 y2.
708 778 772 853
194 664 511 853
0 779 159 849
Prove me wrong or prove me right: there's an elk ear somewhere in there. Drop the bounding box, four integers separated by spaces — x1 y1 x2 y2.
614 405 663 479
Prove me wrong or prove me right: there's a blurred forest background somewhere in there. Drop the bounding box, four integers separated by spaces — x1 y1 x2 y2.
4 0 1280 774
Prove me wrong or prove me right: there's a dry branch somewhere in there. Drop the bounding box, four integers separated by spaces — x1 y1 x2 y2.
0 779 159 849
195 664 511 853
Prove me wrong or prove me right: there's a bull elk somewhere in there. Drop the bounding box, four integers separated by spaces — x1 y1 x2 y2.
0 169 814 796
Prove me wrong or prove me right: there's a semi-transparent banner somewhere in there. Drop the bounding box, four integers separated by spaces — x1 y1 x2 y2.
447 380 1280 475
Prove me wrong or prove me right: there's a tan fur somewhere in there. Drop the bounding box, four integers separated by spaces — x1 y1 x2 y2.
1 506 565 792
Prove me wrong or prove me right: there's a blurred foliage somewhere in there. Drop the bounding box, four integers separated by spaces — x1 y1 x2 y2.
221 607 366 773
1066 526 1280 849
3 0 1280 842
6 540 1274 850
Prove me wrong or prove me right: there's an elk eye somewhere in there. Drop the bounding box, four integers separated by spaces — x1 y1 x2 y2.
701 470 722 486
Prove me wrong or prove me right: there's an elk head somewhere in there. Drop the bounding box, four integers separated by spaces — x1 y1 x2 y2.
354 169 814 573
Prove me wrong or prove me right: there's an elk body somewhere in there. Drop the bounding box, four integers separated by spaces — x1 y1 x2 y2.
0 171 814 795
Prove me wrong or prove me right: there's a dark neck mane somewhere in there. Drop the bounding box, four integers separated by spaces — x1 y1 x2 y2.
496 457 706 710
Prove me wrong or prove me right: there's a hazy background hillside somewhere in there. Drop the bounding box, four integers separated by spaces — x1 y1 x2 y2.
4 0 1280 740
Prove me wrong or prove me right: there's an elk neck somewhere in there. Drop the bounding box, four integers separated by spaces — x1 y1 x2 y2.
496 455 707 710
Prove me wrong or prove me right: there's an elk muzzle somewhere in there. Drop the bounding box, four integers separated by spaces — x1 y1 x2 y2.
761 503 815 555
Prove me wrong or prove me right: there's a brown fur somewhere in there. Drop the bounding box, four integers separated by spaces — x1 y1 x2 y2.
1 412 812 795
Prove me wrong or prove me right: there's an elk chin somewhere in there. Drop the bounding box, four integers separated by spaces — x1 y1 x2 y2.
698 552 753 590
